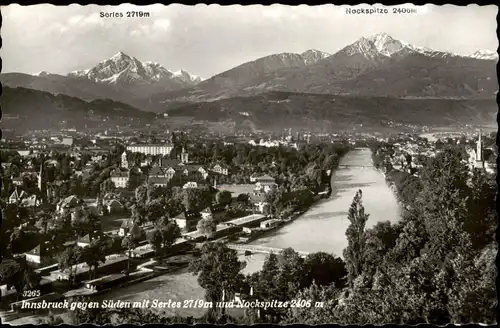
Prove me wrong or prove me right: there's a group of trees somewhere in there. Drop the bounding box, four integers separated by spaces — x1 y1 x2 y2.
320 147 497 324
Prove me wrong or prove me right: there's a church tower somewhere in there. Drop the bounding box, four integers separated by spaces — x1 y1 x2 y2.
38 159 43 191
475 129 484 169
181 147 189 164
121 151 129 169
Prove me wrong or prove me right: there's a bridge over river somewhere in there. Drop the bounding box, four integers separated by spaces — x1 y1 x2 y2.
226 243 310 257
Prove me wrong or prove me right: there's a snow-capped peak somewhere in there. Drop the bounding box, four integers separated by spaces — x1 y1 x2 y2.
110 51 130 60
67 52 202 87
468 49 498 60
34 71 50 77
301 49 331 65
365 32 405 56
341 32 493 61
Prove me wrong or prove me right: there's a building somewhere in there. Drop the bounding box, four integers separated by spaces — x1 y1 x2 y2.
250 193 270 214
475 130 485 169
38 160 44 192
121 151 129 169
254 176 277 193
148 164 167 178
175 212 201 232
56 195 81 214
24 244 52 266
9 188 27 204
119 219 143 238
77 234 94 248
211 163 229 176
149 176 170 187
126 143 173 156
260 219 281 229
200 205 226 222
181 147 189 164
182 181 200 189
110 168 130 188
12 176 24 186
84 273 128 292
20 194 41 207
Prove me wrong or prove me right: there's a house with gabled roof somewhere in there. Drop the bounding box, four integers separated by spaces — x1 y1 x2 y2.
200 204 226 222
119 219 144 239
110 168 130 189
9 189 27 204
12 176 24 186
250 193 270 214
24 244 53 266
77 234 93 248
148 164 167 178
254 175 277 194
182 181 200 189
56 195 81 214
149 176 170 187
211 163 230 176
175 212 201 232
20 194 41 207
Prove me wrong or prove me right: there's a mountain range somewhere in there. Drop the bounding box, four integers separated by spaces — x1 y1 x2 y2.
1 32 497 131
148 32 498 109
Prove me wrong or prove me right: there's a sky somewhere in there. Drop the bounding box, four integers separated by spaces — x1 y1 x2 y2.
1 4 498 79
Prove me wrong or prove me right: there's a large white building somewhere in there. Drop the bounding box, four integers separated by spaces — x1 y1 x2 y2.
126 144 173 156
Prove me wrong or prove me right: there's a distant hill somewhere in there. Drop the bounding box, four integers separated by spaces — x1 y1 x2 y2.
165 91 498 132
0 86 155 132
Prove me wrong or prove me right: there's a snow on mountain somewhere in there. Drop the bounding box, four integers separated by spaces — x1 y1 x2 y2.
173 69 203 83
34 71 51 77
68 52 201 87
340 32 496 61
301 49 331 65
468 49 499 60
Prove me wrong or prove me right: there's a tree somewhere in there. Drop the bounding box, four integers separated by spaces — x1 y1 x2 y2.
343 190 369 285
216 190 232 206
135 185 148 204
303 252 347 288
417 148 471 261
363 221 402 275
149 229 163 257
82 240 106 280
121 235 139 273
182 188 212 212
57 246 84 287
283 282 340 324
157 219 182 251
189 242 246 318
146 199 165 223
0 260 27 301
197 217 217 239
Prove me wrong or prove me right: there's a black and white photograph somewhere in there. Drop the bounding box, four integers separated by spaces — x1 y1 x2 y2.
0 3 497 325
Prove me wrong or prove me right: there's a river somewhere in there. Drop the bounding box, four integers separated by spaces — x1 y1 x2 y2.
5 148 401 324
240 147 401 273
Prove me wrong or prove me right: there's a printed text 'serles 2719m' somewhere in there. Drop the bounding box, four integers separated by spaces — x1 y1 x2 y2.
100 11 151 18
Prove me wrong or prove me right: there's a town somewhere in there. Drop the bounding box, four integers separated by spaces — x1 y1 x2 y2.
0 126 496 324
